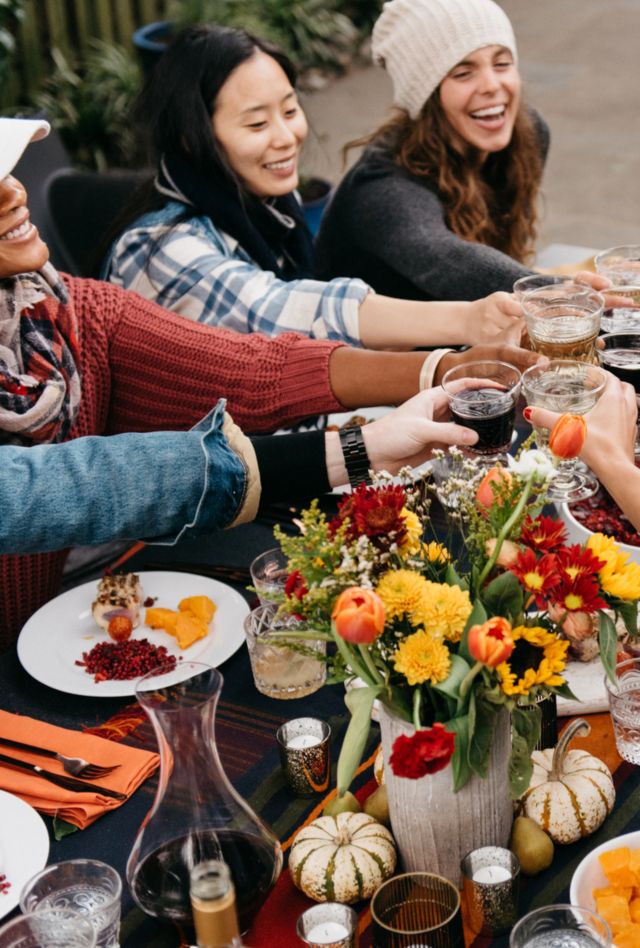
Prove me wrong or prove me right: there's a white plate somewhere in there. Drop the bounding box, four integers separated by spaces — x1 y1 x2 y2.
18 572 249 697
0 789 49 919
570 829 640 913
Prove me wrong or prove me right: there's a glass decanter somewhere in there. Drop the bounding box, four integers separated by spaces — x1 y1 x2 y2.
127 662 282 946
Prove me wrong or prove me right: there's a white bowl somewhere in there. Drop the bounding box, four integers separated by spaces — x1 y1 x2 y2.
558 502 640 565
570 829 640 912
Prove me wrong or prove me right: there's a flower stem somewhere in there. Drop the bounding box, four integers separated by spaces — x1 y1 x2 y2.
267 630 333 641
358 644 384 686
476 474 536 592
332 628 374 686
457 660 484 711
413 688 422 730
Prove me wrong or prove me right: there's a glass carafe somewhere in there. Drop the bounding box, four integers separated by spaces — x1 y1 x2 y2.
127 663 282 945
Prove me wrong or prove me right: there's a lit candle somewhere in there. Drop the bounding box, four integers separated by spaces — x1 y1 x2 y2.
306 920 350 944
472 865 512 884
287 734 322 750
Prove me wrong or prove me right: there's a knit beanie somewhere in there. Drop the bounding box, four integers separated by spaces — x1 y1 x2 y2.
372 0 518 119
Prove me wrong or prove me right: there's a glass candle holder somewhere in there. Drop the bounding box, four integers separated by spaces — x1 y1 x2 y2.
244 604 326 699
296 903 358 947
461 846 520 937
510 905 611 947
276 717 331 797
370 872 464 947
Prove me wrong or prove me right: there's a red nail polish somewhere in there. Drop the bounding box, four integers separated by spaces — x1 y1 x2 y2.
523 407 533 422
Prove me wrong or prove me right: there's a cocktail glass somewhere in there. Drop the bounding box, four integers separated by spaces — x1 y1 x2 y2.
513 274 592 303
598 331 640 454
510 905 611 947
441 361 521 464
594 244 640 285
521 288 603 363
522 360 607 502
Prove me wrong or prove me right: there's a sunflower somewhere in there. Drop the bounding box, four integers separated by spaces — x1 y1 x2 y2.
496 625 568 697
393 630 451 686
376 570 431 625
419 581 472 643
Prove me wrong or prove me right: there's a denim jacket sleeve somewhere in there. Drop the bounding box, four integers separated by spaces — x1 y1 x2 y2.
0 401 256 553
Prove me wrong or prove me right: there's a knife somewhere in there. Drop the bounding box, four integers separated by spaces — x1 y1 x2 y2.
0 751 127 801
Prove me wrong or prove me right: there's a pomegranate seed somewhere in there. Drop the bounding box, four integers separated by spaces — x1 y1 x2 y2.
77 639 177 682
0 874 10 895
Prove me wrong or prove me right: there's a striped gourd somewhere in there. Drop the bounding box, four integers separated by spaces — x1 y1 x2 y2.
519 718 615 844
289 812 396 903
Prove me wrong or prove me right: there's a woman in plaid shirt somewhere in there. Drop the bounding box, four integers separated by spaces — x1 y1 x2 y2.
104 24 527 353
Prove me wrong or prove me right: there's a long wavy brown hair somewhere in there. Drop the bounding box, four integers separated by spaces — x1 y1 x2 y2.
347 93 543 264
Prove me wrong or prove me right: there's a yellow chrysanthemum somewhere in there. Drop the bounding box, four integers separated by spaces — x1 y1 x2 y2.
587 533 640 600
419 581 472 643
399 508 423 556
423 541 450 563
393 630 451 685
376 570 432 624
497 625 569 697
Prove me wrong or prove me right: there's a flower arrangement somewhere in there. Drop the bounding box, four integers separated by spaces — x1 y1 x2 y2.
273 446 640 801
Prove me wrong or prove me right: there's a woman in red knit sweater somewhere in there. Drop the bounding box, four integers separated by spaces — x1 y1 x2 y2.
0 119 543 646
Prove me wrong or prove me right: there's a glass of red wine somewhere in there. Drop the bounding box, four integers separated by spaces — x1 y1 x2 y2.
599 331 640 454
441 360 522 463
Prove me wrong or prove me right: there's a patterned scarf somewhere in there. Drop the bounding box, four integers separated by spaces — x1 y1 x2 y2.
0 263 82 444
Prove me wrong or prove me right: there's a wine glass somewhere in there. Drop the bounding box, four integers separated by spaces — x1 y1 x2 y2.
521 288 604 364
594 244 640 284
598 331 640 454
522 360 607 502
441 361 521 464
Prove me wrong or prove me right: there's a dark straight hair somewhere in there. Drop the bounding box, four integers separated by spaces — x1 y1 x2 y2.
138 23 298 186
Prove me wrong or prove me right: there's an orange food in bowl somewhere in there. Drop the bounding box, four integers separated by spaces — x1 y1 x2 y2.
594 846 640 941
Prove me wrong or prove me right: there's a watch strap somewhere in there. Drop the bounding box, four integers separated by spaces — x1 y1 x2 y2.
338 425 371 489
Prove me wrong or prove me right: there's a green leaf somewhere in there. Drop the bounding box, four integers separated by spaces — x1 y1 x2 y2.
337 684 384 795
459 599 487 664
509 707 540 799
552 681 578 701
614 599 638 639
445 562 465 590
432 653 472 701
468 695 498 778
445 715 472 791
481 571 524 621
52 815 79 840
598 611 618 684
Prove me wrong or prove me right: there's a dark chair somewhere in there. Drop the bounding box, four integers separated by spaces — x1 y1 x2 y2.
43 168 150 277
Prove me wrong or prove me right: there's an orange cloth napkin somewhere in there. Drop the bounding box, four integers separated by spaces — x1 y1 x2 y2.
0 710 159 829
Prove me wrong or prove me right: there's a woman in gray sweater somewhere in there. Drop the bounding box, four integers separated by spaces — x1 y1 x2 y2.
316 0 547 302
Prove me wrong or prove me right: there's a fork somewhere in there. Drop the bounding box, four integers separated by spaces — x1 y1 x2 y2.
0 737 120 779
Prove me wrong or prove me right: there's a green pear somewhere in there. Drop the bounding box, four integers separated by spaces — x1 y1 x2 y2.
363 784 391 827
510 816 554 876
323 791 361 816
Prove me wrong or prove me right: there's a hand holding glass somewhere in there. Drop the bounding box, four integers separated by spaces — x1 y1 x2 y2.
441 361 521 462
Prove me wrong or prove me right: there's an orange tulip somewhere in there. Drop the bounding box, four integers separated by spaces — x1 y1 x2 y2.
476 467 512 513
548 413 587 459
332 587 385 644
467 617 514 667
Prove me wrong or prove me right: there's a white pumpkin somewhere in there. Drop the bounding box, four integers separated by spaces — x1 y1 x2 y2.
289 811 396 903
374 746 385 786
519 718 615 844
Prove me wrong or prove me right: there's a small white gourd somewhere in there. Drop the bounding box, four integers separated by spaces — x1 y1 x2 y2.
519 718 615 844
289 811 396 903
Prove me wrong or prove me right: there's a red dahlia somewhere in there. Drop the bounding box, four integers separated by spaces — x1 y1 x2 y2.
389 723 455 779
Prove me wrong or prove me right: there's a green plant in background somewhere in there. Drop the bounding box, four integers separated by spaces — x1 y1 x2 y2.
0 0 25 90
36 41 143 171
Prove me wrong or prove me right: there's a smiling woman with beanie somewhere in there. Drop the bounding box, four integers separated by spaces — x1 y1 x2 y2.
316 0 548 301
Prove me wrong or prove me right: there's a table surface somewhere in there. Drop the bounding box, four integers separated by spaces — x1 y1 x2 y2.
2 504 639 946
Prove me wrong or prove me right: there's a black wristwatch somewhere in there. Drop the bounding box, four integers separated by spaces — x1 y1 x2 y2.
338 425 371 489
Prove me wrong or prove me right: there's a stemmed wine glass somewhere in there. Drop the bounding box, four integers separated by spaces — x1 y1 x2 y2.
441 361 521 465
594 245 640 331
522 360 608 502
598 331 640 454
513 274 593 304
520 287 604 364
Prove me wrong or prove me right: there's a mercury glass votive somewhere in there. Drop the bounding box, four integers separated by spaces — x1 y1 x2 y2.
276 717 331 796
296 902 358 947
461 846 520 937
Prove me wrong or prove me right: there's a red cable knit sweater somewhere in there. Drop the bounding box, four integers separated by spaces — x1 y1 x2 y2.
1 277 344 648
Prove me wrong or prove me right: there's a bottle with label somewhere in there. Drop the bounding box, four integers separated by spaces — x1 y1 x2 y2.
190 859 246 948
